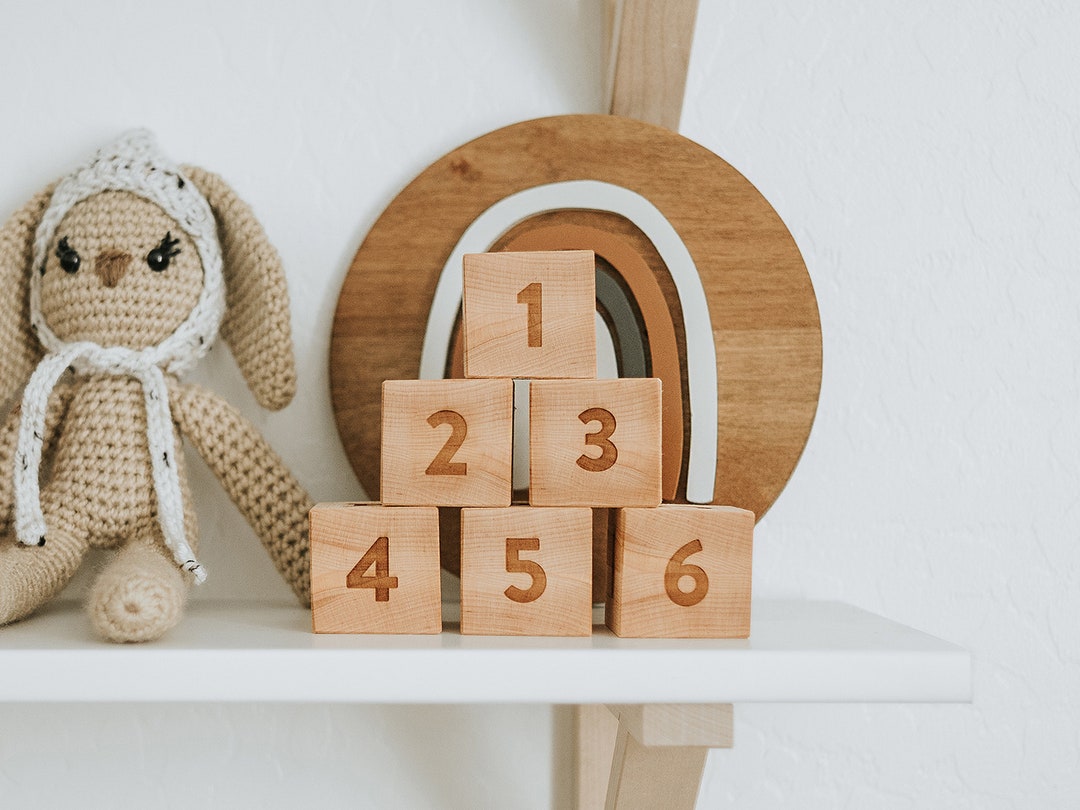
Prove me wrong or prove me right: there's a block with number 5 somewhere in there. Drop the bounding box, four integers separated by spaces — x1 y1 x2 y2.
310 503 442 634
608 504 754 638
529 378 663 507
381 379 514 507
460 506 592 636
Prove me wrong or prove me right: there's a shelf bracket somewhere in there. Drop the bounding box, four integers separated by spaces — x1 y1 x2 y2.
575 703 733 810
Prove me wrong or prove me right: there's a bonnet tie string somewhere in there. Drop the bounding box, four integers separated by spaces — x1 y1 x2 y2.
13 343 205 584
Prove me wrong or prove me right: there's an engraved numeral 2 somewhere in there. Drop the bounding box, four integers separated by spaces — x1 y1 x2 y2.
504 537 547 603
576 407 618 472
346 536 399 602
517 282 543 348
425 410 468 476
664 539 709 607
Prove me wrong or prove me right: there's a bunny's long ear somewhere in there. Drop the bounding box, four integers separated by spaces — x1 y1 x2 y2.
183 166 297 411
0 186 54 407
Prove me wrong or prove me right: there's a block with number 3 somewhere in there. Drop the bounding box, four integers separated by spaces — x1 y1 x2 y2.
529 378 663 507
607 504 754 638
311 503 442 634
460 506 592 636
463 250 596 379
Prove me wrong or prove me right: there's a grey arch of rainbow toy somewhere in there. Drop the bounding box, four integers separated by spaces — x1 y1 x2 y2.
594 267 649 379
419 180 719 504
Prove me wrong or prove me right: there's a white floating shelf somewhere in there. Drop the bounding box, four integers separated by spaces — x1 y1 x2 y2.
0 599 970 704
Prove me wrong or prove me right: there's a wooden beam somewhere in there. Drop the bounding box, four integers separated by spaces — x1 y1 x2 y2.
575 704 733 809
575 704 621 810
606 0 700 130
604 722 709 810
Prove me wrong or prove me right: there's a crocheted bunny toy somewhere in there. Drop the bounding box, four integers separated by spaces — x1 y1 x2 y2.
0 130 311 642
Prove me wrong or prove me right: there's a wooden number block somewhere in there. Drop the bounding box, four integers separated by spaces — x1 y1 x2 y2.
463 250 597 379
460 506 593 636
607 504 754 638
529 378 662 507
311 503 441 634
381 379 513 506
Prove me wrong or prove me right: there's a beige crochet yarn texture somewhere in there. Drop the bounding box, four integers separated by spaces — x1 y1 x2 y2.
0 132 311 642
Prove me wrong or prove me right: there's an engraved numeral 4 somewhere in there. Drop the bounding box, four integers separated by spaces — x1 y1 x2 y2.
346 536 400 602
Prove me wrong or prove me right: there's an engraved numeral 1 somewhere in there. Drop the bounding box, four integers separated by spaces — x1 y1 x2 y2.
346 536 399 602
425 410 468 476
664 539 709 607
517 282 543 348
504 537 547 603
576 407 618 472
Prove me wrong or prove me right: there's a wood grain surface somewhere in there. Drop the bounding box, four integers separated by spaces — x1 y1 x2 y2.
330 115 821 577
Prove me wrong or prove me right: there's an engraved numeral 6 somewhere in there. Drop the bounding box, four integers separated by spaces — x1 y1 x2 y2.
664 539 709 607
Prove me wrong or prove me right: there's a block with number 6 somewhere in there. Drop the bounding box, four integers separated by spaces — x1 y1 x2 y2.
381 379 513 507
607 504 754 638
529 378 662 507
460 506 592 636
311 503 442 634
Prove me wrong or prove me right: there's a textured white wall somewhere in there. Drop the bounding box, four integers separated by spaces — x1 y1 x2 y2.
0 1 1075 807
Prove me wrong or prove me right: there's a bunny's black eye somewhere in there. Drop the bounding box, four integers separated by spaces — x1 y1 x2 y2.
146 232 181 272
55 237 80 274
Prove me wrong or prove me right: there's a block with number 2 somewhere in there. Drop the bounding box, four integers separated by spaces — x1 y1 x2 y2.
381 379 513 507
310 503 442 634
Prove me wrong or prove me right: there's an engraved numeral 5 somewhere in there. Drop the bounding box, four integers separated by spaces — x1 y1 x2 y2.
504 537 547 603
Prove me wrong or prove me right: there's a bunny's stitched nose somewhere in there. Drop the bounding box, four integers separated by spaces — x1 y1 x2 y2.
95 249 133 288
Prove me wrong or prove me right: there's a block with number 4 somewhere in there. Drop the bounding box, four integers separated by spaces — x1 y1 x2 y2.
463 250 596 379
311 503 442 634
381 379 513 507
607 504 754 638
529 378 662 508
460 506 592 636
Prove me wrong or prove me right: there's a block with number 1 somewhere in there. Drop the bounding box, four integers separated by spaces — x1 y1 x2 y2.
463 250 596 379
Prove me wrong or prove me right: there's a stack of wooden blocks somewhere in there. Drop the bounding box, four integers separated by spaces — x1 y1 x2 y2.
311 250 753 638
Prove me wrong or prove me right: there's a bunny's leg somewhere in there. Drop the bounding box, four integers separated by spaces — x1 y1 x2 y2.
87 542 188 643
86 484 198 643
0 527 90 625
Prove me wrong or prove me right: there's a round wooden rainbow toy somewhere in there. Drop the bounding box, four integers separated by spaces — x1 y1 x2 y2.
330 114 822 534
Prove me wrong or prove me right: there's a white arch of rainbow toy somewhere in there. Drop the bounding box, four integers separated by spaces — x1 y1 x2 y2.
419 180 718 504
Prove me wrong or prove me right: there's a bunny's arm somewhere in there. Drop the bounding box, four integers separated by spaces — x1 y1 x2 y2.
168 381 311 605
0 381 75 535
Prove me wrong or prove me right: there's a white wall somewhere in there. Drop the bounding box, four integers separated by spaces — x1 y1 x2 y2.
0 1 1075 807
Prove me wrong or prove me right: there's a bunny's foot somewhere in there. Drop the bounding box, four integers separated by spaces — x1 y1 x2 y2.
0 528 89 625
87 543 188 643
